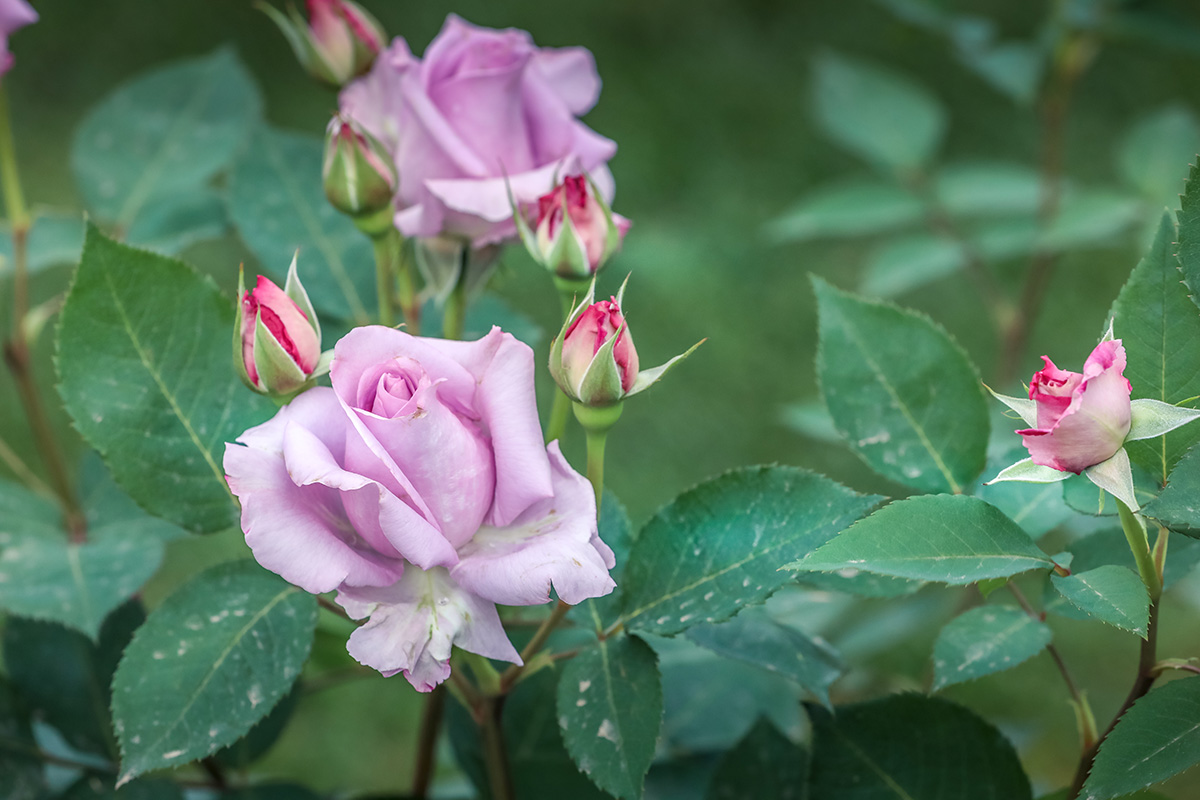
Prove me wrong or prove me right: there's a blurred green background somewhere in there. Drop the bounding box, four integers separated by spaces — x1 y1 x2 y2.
7 0 1200 796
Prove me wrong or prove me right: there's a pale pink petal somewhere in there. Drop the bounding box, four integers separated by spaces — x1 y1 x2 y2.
532 46 602 115
337 566 520 691
451 443 614 606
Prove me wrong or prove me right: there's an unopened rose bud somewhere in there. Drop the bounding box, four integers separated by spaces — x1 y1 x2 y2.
259 0 385 87
234 255 324 398
516 174 629 280
550 277 702 408
323 113 398 226
1018 340 1132 473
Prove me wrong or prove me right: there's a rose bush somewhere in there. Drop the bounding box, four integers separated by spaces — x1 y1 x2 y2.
1018 339 1132 473
223 325 615 690
339 13 617 247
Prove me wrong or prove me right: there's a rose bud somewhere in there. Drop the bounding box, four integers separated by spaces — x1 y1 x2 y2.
234 255 324 398
516 174 629 280
1017 339 1132 473
260 0 386 87
323 113 398 228
550 277 703 408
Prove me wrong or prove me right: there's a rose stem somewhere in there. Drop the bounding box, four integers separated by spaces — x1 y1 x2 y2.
0 84 84 539
410 685 445 799
442 245 469 340
545 287 580 444
1067 501 1165 798
372 232 394 327
0 432 53 497
998 24 1093 384
394 233 420 335
1006 583 1094 749
479 696 514 800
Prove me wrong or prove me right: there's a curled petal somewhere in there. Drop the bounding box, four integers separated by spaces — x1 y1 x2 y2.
336 566 520 691
451 442 616 606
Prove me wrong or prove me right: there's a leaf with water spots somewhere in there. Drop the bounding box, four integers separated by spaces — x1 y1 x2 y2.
808 694 1032 799
618 466 882 637
931 605 1051 691
1051 566 1149 637
685 609 844 707
558 634 662 800
71 48 260 230
814 276 988 494
227 124 377 323
788 494 1056 584
0 479 164 639
1083 677 1200 799
705 719 808 800
56 226 275 533
110 560 316 784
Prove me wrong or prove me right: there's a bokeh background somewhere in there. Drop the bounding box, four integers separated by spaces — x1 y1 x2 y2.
7 0 1200 796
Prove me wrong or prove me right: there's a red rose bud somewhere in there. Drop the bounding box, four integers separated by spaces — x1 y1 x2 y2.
235 255 325 398
323 113 398 225
550 277 702 407
517 174 629 280
259 0 385 87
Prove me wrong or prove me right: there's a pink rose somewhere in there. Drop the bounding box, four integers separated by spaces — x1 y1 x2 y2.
531 174 631 278
0 0 36 76
1018 340 1132 473
556 298 639 405
235 260 323 397
223 326 615 691
339 14 617 247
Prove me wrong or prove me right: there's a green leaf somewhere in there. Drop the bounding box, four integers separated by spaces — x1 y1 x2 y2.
654 634 806 754
979 446 1074 537
0 212 86 276
57 776 183 800
447 667 612 800
1119 105 1199 205
814 277 989 493
1083 677 1200 799
211 685 299 769
56 226 275 534
1144 444 1200 536
765 180 923 243
931 605 1051 691
685 609 844 706
125 190 228 255
558 634 662 800
71 49 260 229
2 599 143 758
0 678 45 800
808 694 1032 800
779 399 841 444
705 719 808 800
227 124 376 323
0 479 164 638
573 491 634 633
618 466 882 636
111 560 317 784
861 234 962 297
1109 213 1200 481
1040 190 1142 250
935 161 1042 217
956 42 1043 105
812 51 946 172
789 494 1056 584
1051 566 1149 636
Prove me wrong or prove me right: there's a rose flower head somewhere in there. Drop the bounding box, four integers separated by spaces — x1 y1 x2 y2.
224 326 617 691
234 255 324 398
338 14 617 248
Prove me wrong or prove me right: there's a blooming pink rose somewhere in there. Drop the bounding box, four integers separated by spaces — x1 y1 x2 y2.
1018 340 1132 473
224 326 615 690
339 14 617 247
0 0 36 76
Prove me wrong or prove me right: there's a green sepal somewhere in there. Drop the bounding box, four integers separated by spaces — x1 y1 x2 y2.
575 320 628 406
985 383 1037 427
544 208 592 280
257 2 342 86
549 278 597 400
232 265 254 390
283 251 321 342
987 457 1071 485
626 338 705 398
1126 398 1200 441
1085 448 1140 512
252 312 309 397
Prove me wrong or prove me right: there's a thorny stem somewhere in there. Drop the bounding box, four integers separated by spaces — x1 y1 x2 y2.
410 686 445 800
0 432 53 497
0 85 83 539
1006 583 1091 744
